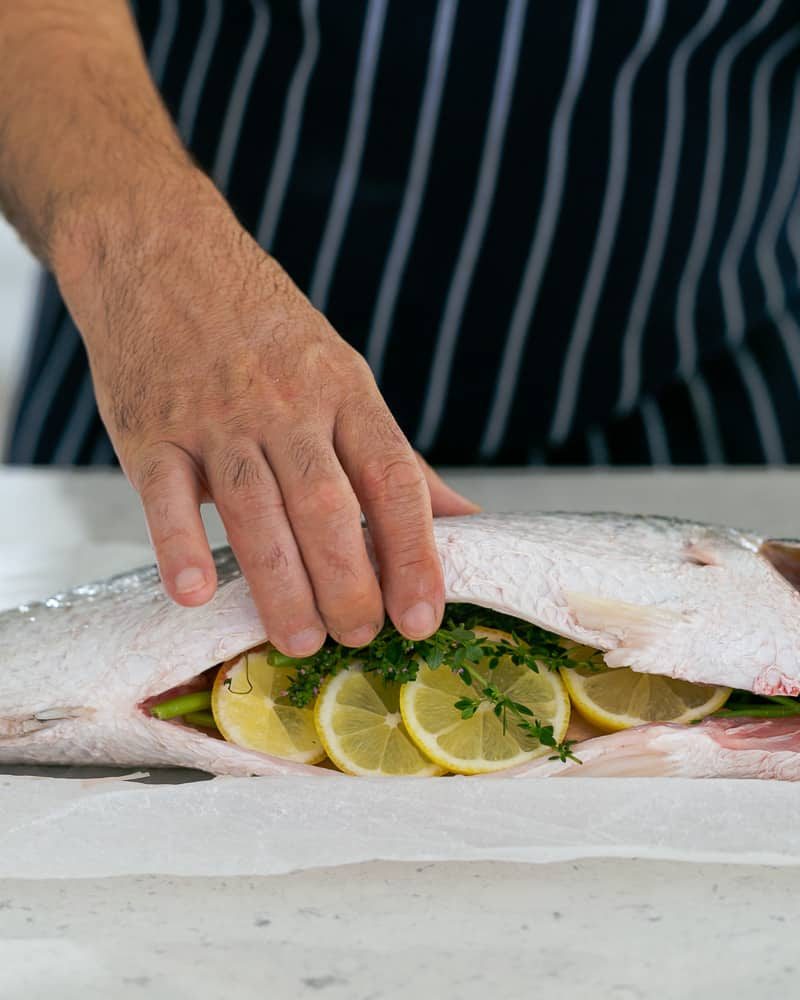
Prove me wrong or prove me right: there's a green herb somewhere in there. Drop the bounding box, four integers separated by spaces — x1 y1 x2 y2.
150 690 212 720
183 711 218 729
453 681 580 764
278 604 594 763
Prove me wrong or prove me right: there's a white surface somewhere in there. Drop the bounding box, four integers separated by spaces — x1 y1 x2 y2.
1 468 799 998
1 860 797 1000
0 218 38 446
4 770 800 878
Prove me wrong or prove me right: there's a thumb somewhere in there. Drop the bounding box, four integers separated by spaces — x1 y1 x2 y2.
414 452 481 517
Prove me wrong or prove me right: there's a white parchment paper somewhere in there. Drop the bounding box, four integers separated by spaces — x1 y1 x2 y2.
0 773 798 877
1 543 798 878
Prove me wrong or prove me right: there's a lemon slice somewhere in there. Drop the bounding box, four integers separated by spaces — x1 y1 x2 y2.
400 627 571 775
560 661 731 733
314 666 443 776
211 646 325 763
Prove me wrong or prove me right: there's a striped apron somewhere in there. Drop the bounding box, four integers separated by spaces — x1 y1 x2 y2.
8 0 800 466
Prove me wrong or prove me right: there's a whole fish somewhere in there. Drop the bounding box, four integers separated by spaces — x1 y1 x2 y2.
2 512 800 778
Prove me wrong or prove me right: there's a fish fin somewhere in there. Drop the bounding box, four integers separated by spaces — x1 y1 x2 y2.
760 540 800 592
604 647 647 668
565 592 686 671
565 592 683 641
684 541 719 566
0 707 90 741
506 727 680 778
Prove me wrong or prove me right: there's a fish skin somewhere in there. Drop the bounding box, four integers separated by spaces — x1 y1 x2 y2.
1 511 799 777
433 512 800 695
0 550 325 776
497 718 800 781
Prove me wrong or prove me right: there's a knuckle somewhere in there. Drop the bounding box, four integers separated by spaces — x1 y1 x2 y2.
322 587 382 629
383 544 442 597
217 448 266 496
338 381 402 428
249 541 290 576
319 546 363 585
223 497 286 536
359 454 425 506
392 551 439 577
285 429 329 480
136 456 172 499
339 393 395 434
152 522 195 550
293 478 355 523
342 348 376 385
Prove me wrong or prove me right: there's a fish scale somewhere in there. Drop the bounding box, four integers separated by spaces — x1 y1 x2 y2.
1 512 799 778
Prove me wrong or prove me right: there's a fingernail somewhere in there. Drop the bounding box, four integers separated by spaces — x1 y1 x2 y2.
285 627 326 657
400 601 438 638
174 567 207 595
340 624 379 648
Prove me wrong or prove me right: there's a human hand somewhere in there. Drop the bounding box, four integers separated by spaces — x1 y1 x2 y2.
54 168 478 656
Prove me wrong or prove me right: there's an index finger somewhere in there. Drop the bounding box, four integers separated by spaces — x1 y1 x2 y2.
135 447 219 607
335 402 444 640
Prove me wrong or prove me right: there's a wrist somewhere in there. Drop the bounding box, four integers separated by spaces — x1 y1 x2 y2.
49 162 224 297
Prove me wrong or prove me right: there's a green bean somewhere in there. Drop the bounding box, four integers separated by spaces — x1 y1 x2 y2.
150 690 212 720
183 711 218 729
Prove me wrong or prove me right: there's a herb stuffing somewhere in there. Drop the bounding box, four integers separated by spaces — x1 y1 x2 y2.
147 604 800 776
268 604 602 764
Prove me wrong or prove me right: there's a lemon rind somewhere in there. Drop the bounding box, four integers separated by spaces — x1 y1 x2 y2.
400 661 571 776
211 654 327 765
314 668 444 777
559 665 731 734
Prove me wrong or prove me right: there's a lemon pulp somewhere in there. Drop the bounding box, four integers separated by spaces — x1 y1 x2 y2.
314 666 444 776
400 627 571 775
560 661 731 733
211 646 325 763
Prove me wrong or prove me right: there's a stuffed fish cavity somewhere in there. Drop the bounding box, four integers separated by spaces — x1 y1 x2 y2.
2 512 800 779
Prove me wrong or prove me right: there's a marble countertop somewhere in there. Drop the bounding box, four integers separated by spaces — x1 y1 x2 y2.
0 467 797 1000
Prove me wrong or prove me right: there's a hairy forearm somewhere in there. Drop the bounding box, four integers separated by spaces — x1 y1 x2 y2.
0 2 463 657
0 0 193 265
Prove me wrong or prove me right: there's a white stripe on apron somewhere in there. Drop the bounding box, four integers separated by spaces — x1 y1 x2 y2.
586 425 610 466
675 0 784 377
686 374 725 464
616 0 726 416
177 0 224 144
479 0 598 460
256 0 321 251
719 27 800 347
365 0 459 383
548 0 667 449
736 348 787 464
756 76 800 320
673 0 784 464
212 0 272 192
309 0 389 311
148 0 180 86
640 396 672 466
414 0 527 451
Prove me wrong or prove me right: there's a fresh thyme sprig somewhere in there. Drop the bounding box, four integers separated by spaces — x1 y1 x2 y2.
273 604 599 762
453 680 580 765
